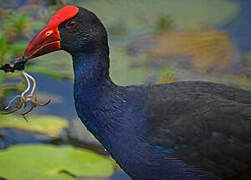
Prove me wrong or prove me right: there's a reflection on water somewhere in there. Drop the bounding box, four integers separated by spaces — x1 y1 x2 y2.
32 74 77 120
222 0 251 53
0 128 53 149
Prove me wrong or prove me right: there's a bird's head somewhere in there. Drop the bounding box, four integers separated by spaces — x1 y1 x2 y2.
24 5 108 59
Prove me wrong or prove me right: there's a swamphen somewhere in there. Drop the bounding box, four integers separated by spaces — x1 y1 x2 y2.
23 5 251 180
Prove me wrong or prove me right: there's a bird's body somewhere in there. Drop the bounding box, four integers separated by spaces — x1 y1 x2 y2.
23 5 251 180
72 48 251 180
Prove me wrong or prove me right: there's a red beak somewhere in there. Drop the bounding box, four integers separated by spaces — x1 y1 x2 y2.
23 5 79 60
24 25 61 60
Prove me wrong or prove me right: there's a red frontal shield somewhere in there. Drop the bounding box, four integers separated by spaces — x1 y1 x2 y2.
24 5 79 59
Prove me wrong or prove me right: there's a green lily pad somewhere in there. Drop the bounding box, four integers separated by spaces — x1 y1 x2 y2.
0 115 68 137
0 71 4 84
0 144 114 180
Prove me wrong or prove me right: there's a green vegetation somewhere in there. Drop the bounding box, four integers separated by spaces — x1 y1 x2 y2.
0 115 68 137
0 144 115 180
158 68 177 84
81 0 240 39
0 12 30 107
155 16 173 33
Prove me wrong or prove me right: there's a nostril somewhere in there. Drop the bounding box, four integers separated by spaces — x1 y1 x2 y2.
45 30 53 36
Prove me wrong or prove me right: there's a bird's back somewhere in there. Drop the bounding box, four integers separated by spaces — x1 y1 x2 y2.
140 81 251 179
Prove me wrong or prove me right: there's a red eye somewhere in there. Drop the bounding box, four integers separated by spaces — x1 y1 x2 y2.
66 20 77 29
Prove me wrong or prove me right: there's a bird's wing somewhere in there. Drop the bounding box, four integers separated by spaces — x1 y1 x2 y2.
144 81 251 179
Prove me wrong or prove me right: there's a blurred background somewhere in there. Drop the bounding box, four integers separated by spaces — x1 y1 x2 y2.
0 0 250 179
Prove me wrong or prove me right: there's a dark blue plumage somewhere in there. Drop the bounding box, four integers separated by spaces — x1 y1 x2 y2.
70 48 218 180
24 6 251 180
57 7 251 180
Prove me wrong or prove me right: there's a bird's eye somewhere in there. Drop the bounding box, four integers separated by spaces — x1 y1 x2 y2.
66 20 77 29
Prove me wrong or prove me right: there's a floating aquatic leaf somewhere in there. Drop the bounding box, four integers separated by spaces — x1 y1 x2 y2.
0 115 68 137
0 144 114 180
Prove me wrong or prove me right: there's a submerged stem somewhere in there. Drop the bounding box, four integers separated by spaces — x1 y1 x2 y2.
23 71 36 97
21 71 31 101
1 71 50 121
